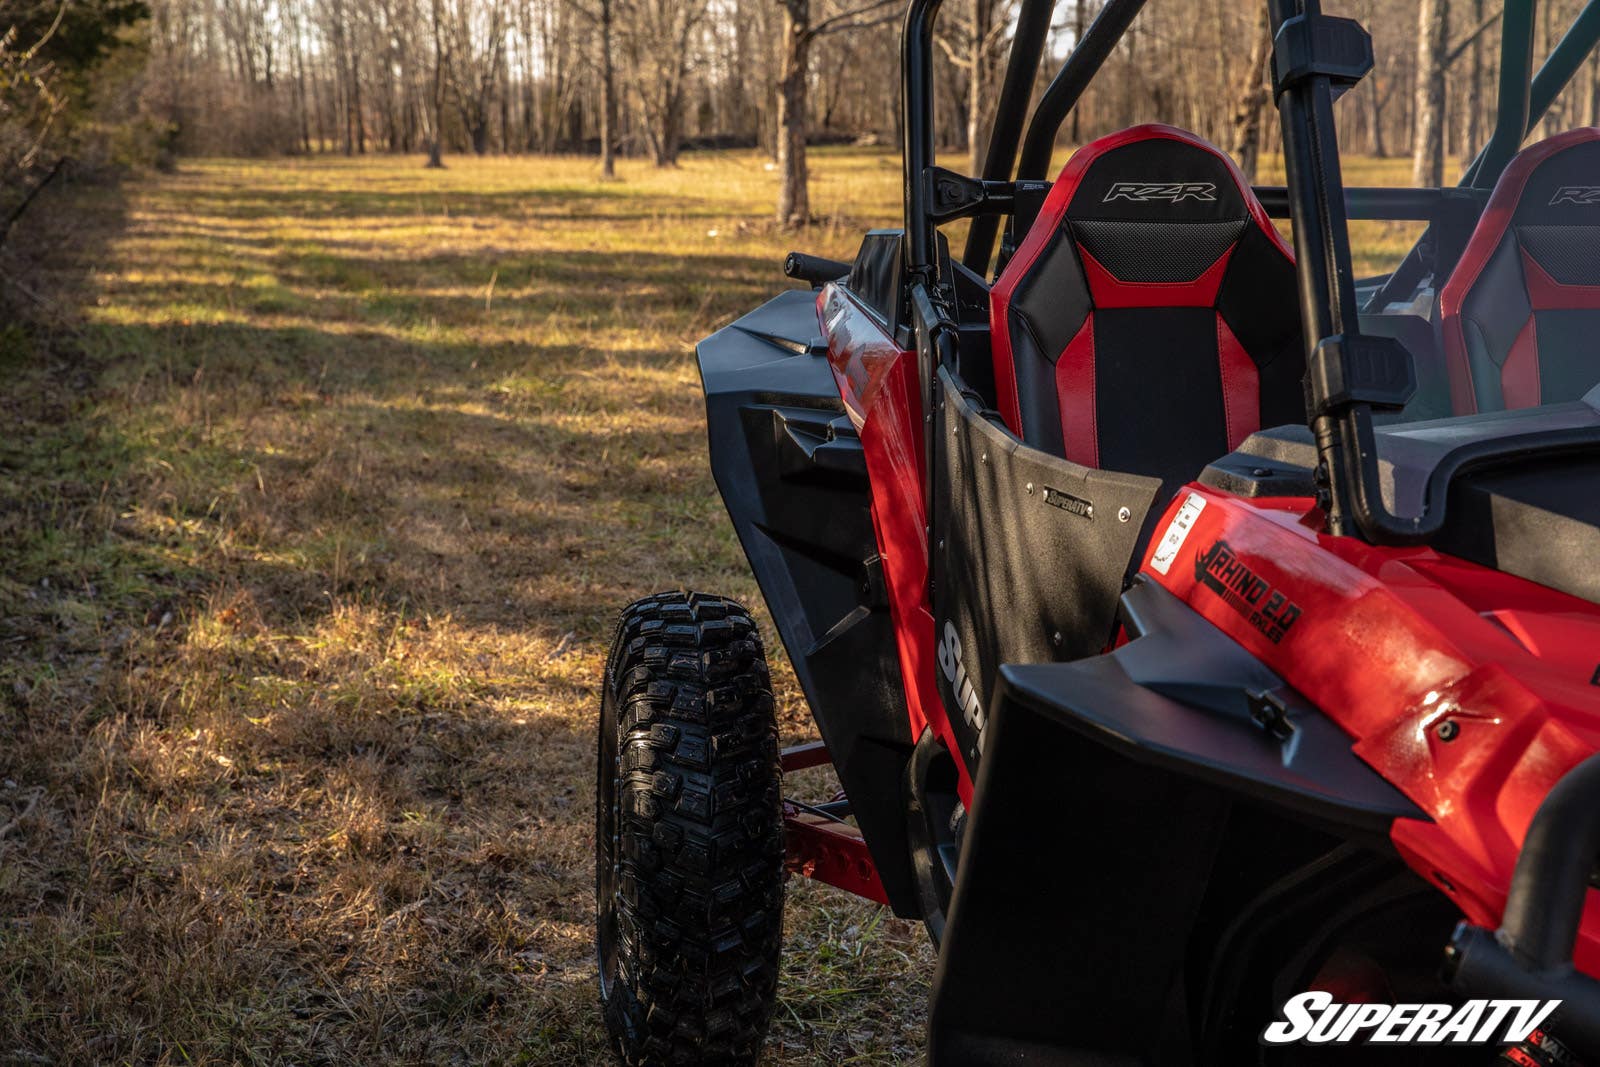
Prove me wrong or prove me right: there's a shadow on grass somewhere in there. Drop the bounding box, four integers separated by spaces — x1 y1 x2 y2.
157 179 741 224
96 247 789 326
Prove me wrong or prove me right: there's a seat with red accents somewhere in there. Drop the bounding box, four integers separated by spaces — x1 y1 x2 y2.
1439 127 1600 415
989 124 1305 487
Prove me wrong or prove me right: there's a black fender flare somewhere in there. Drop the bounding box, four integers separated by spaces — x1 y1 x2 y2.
926 578 1427 1066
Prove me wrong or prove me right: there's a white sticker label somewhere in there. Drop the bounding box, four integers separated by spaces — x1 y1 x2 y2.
1149 492 1207 575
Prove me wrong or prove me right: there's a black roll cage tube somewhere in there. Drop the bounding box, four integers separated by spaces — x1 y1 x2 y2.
959 0 1052 273
903 0 1600 546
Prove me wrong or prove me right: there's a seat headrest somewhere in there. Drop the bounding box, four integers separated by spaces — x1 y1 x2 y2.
1046 124 1283 286
1060 127 1254 225
1487 127 1600 227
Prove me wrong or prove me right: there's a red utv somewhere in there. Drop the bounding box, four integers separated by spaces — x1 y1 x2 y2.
596 0 1600 1063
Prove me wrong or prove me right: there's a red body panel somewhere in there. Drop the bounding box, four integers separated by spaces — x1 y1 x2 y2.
819 284 975 803
1139 487 1600 976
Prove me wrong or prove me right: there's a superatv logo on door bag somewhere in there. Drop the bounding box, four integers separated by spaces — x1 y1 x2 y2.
1041 485 1093 518
1262 992 1561 1047
1103 181 1217 203
1194 540 1302 643
937 621 986 754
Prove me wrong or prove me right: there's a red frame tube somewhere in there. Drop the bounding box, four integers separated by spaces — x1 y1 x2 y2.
780 743 889 905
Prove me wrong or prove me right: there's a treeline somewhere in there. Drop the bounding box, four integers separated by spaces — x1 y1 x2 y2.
10 0 1600 228
148 0 898 160
146 0 1600 153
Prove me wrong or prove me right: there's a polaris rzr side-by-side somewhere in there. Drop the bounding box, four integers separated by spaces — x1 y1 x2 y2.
595 0 1600 1062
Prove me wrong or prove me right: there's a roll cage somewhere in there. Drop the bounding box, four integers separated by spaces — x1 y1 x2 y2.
898 0 1600 546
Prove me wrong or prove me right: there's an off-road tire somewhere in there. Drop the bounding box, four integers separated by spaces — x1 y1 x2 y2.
596 592 784 1066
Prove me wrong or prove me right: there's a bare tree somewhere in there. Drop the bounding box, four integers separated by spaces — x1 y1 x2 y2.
1413 0 1449 187
936 0 1007 174
441 0 507 154
1442 3 1502 159
0 8 68 248
776 0 899 225
618 0 706 165
1461 0 1486 159
427 0 446 164
573 0 619 177
1227 5 1273 180
1069 0 1091 144
775 0 814 223
599 0 617 176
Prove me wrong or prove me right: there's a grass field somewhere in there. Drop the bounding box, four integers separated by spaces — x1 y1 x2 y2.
0 145 1421 1065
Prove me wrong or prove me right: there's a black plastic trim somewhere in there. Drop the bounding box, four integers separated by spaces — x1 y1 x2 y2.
926 578 1426 1065
1271 13 1373 98
1446 752 1600 1058
1015 578 1425 832
696 289 920 916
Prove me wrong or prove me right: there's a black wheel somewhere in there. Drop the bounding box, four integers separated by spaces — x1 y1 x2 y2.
596 592 785 1066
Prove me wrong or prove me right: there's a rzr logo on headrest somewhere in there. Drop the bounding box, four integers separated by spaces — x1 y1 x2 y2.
1103 181 1217 203
1549 185 1600 205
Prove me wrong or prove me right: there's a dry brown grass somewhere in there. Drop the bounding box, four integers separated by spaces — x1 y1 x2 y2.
0 149 931 1066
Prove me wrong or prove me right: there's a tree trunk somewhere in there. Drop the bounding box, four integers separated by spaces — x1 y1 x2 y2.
1539 0 1556 138
1412 0 1448 187
654 99 682 165
518 5 535 149
349 40 366 154
967 0 990 175
1461 0 1483 161
313 57 329 152
293 6 312 153
1227 6 1272 181
1368 76 1388 157
776 0 811 226
341 75 353 155
499 52 511 152
600 0 617 178
470 99 490 154
427 0 444 166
